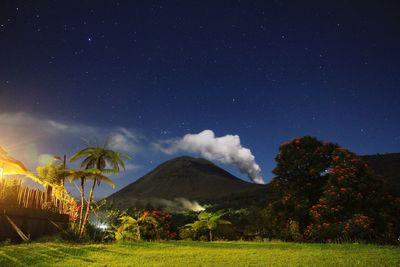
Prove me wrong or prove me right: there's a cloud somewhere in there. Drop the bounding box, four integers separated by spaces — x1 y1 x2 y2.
156 129 265 184
124 162 141 172
0 112 97 140
108 127 141 153
0 112 141 169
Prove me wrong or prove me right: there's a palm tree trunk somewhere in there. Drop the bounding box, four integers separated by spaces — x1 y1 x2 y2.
209 229 213 242
78 177 85 233
80 177 96 238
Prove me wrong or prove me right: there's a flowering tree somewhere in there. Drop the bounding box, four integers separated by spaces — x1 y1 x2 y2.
138 210 175 240
269 136 399 242
268 136 338 240
306 148 399 242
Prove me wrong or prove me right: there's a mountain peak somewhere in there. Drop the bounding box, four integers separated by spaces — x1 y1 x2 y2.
107 156 266 208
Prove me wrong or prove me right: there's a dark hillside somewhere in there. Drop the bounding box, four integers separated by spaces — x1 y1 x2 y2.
362 153 400 197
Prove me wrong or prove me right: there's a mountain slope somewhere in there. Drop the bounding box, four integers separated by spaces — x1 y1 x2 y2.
107 156 267 208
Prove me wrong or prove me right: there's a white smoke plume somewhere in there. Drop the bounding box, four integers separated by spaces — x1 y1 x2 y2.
157 130 265 184
175 198 205 212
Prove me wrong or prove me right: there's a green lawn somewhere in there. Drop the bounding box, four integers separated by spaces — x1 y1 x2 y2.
0 241 399 266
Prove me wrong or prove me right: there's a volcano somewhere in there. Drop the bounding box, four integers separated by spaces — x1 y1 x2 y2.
107 156 267 208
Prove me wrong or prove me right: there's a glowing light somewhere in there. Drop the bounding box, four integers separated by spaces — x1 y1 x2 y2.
96 223 108 230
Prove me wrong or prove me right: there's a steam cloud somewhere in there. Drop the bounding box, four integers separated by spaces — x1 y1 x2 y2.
158 130 265 184
158 198 205 212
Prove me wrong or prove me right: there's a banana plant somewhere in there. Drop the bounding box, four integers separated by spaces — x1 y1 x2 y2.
185 210 231 241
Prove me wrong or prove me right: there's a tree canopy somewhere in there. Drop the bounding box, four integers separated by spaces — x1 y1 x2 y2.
267 136 399 243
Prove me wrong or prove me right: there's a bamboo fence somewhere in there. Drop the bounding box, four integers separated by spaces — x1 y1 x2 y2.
0 178 68 214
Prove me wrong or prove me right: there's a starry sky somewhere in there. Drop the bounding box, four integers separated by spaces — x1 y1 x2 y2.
1 1 399 198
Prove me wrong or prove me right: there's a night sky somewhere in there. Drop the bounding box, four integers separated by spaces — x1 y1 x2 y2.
1 1 399 197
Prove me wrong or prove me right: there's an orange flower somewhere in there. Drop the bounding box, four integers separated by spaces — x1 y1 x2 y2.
151 210 159 216
293 138 300 143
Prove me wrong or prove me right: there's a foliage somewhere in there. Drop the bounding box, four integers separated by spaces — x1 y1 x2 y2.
60 168 116 188
268 136 338 240
138 210 175 240
112 214 141 241
287 220 302 242
36 163 66 199
70 146 131 173
70 145 129 238
36 163 64 186
98 209 176 242
362 153 400 198
65 202 79 222
59 168 115 236
184 210 231 241
305 148 400 242
268 136 400 243
223 208 270 240
179 227 196 240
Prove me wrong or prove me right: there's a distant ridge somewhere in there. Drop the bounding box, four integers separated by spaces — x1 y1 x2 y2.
362 153 400 197
107 156 266 208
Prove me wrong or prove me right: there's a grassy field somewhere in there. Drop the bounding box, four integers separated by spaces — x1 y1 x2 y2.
0 241 399 266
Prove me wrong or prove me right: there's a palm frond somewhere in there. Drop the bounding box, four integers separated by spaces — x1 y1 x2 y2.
80 157 96 169
60 169 114 188
70 147 97 162
100 168 117 174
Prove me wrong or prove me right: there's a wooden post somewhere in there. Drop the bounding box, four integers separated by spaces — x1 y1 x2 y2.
46 185 52 202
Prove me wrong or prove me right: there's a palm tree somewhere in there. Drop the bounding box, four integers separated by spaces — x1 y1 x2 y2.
59 168 116 233
70 146 130 238
185 211 231 241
